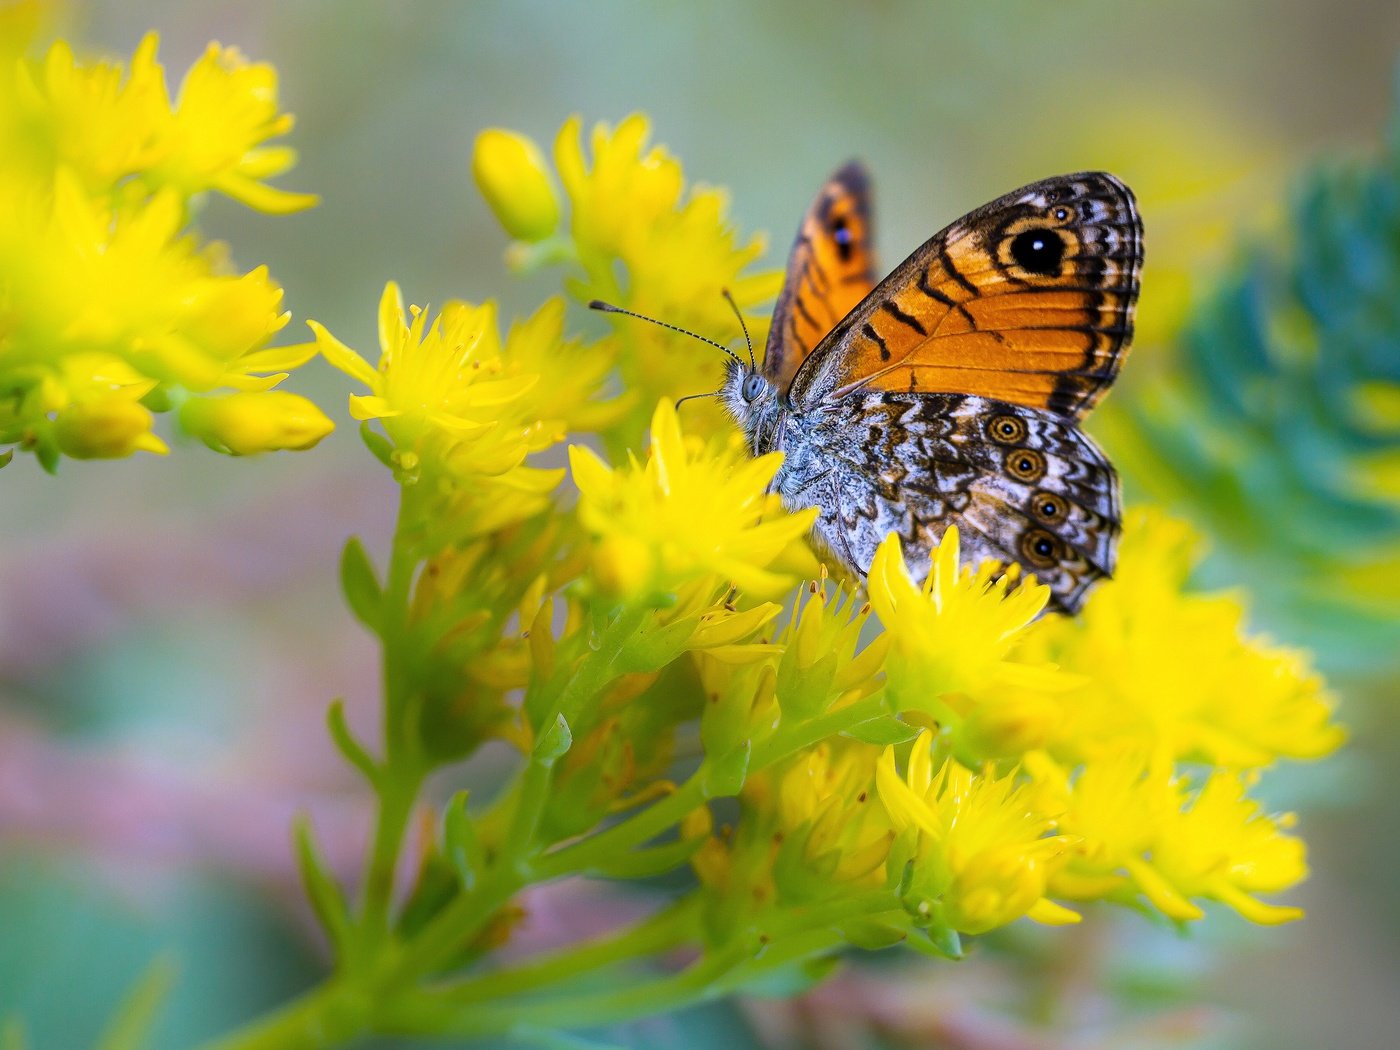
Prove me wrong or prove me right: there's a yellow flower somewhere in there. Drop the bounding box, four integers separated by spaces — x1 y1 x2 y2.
866 529 1067 737
773 741 893 889
472 128 561 243
1022 509 1344 768
877 731 1078 934
773 579 887 720
52 395 167 459
569 398 817 601
312 283 554 475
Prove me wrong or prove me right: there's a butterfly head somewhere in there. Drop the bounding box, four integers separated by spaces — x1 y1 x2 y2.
720 356 785 456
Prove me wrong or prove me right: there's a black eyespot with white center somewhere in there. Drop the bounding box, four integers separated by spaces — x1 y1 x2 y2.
1006 448 1046 482
1034 492 1066 521
1022 529 1059 567
741 373 767 403
1010 228 1065 276
988 414 1027 444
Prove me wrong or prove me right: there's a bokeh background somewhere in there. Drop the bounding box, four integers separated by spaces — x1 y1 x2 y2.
3 2 1399 1047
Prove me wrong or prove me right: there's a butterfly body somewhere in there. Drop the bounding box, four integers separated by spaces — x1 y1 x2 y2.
723 166 1142 612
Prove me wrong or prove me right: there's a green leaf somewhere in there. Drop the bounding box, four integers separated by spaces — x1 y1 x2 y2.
844 714 919 746
359 420 396 468
326 699 380 785
339 536 383 632
0 449 12 470
293 815 352 956
908 923 963 960
614 616 697 673
700 740 751 797
35 440 58 474
582 833 704 880
443 790 484 891
94 955 177 1050
534 713 573 767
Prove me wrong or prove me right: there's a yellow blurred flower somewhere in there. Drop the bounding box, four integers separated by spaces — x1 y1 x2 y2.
19 33 316 212
877 731 1078 934
1022 509 1344 768
1035 749 1307 925
569 398 816 601
478 115 782 442
0 31 321 468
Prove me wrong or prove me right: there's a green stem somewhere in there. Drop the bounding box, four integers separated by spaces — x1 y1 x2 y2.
195 983 364 1050
354 487 425 954
392 604 649 981
385 944 752 1039
355 769 422 952
430 896 702 1005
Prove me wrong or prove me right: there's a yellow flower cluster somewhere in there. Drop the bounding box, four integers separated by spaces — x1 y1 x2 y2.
674 517 1334 941
0 29 326 468
312 283 622 535
473 115 783 443
463 116 1344 945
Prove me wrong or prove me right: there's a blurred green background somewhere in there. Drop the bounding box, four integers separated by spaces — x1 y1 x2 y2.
2 2 1399 1047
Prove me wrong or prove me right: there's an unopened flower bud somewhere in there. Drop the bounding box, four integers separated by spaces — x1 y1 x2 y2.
472 128 561 243
54 399 168 458
180 390 333 455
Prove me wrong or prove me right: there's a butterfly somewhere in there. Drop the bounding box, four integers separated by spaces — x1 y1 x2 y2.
719 165 1143 613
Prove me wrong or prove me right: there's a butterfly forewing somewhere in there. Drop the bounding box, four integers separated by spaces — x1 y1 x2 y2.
762 162 879 391
786 172 1142 420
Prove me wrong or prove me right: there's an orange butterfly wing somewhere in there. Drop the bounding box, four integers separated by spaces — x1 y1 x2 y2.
762 162 879 392
787 172 1143 420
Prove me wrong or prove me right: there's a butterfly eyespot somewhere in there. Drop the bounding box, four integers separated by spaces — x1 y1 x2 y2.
831 216 854 261
1053 207 1069 221
1034 493 1066 520
1010 228 1065 276
1006 448 1046 482
988 414 1027 444
1022 530 1060 567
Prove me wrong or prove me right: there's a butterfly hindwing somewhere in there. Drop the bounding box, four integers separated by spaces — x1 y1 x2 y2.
786 172 1142 421
762 162 879 391
776 392 1119 612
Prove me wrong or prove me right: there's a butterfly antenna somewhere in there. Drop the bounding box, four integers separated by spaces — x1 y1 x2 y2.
589 300 745 369
675 390 723 410
721 288 756 371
